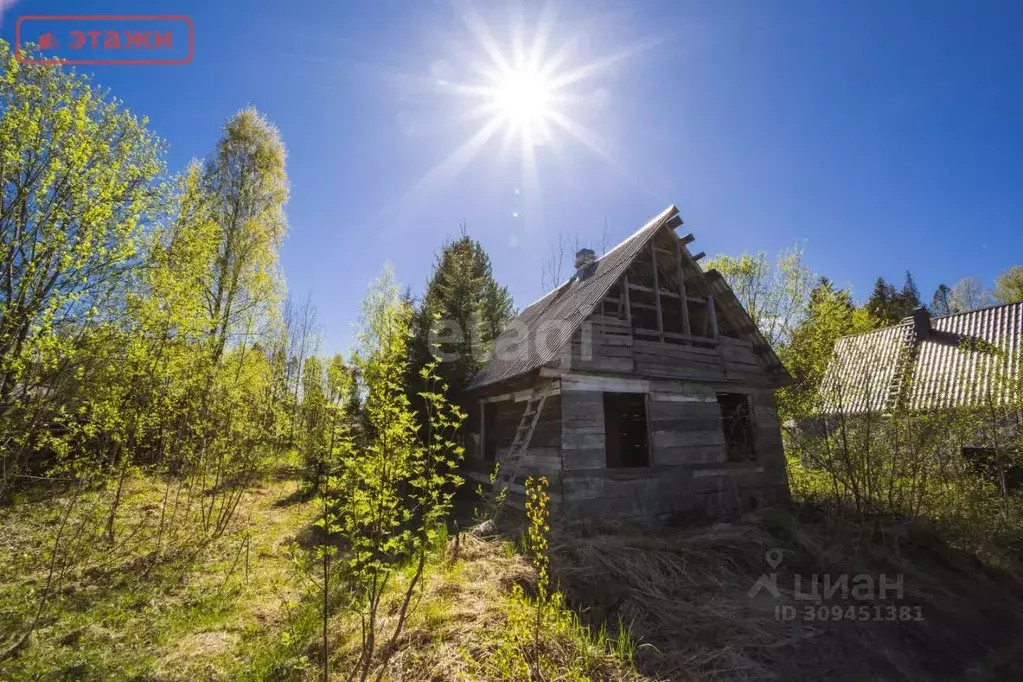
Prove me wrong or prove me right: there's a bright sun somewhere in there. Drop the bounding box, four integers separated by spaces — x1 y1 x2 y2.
385 3 654 221
488 66 554 140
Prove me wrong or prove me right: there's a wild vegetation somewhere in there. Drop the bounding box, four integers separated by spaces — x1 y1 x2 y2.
3 38 1023 681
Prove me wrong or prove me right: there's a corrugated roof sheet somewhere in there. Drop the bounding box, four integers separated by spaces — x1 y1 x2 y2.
820 302 1023 413
468 205 679 390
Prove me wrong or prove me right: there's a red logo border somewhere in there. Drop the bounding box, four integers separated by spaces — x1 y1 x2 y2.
14 15 194 65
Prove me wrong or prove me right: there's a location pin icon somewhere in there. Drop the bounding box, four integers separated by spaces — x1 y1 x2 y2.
766 548 783 569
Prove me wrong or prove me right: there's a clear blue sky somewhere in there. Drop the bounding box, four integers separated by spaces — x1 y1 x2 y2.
4 0 1023 353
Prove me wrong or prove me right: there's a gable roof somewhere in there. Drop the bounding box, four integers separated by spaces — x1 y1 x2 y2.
468 205 678 390
468 205 787 391
819 302 1023 413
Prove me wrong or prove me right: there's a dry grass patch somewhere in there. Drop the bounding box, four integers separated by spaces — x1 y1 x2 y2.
549 508 1023 681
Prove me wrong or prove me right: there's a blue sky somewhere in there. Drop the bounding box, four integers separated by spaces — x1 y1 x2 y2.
3 1 1023 353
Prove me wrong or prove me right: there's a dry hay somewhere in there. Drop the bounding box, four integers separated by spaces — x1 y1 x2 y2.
546 509 1023 681
153 631 240 681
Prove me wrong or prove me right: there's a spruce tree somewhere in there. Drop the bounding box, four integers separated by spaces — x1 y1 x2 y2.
896 271 922 318
864 273 920 325
865 277 899 325
931 284 952 316
409 232 514 401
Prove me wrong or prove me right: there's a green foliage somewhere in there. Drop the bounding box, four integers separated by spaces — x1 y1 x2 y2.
409 231 515 400
993 265 1023 304
779 279 878 419
479 476 642 681
0 40 165 488
474 461 509 522
202 108 289 363
524 476 551 599
790 337 1023 562
289 266 467 681
864 272 921 326
703 244 814 351
525 475 551 679
0 45 295 661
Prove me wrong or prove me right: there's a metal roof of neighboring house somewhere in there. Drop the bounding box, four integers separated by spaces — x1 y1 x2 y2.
468 205 679 390
819 302 1023 413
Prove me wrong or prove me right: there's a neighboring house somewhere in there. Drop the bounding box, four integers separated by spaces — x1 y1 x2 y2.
462 205 791 520
819 304 1023 413
814 303 1023 489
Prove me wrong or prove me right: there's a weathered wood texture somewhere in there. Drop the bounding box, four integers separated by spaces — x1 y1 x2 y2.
559 463 787 520
462 391 565 492
467 304 789 520
463 219 790 519
561 389 606 471
556 379 788 519
546 309 781 388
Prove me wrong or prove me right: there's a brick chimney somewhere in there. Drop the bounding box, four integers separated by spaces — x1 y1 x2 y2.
574 248 596 271
912 306 931 340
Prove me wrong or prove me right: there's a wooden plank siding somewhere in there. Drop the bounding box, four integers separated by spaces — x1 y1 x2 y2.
545 308 782 388
465 305 788 519
462 389 565 502
553 373 788 519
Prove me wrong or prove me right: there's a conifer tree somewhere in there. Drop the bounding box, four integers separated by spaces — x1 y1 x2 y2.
867 272 923 325
897 271 922 317
932 284 952 316
410 232 514 400
865 276 902 325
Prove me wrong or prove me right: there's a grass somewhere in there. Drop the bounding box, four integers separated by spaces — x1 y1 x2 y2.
0 472 317 680
4 472 1023 680
0 473 644 681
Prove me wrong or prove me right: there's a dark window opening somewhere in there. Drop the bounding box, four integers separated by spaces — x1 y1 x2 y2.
603 392 649 468
661 297 683 335
961 447 1023 493
718 393 755 462
483 402 498 462
688 302 709 338
602 283 624 318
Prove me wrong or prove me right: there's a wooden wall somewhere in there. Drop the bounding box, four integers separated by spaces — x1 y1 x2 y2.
557 376 788 520
463 301 789 520
463 389 564 501
550 311 784 389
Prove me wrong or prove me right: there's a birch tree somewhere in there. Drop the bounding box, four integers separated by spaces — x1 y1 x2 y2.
703 244 814 351
202 108 289 362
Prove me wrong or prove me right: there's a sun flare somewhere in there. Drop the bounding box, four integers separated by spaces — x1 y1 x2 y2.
384 2 656 222
487 66 555 140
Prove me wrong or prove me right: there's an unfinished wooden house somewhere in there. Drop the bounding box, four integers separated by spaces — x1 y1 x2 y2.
463 205 791 520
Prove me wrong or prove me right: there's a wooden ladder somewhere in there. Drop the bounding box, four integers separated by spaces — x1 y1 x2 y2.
493 391 548 510
886 329 919 411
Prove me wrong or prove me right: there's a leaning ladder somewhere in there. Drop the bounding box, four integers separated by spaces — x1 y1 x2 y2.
887 328 920 411
493 391 548 519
